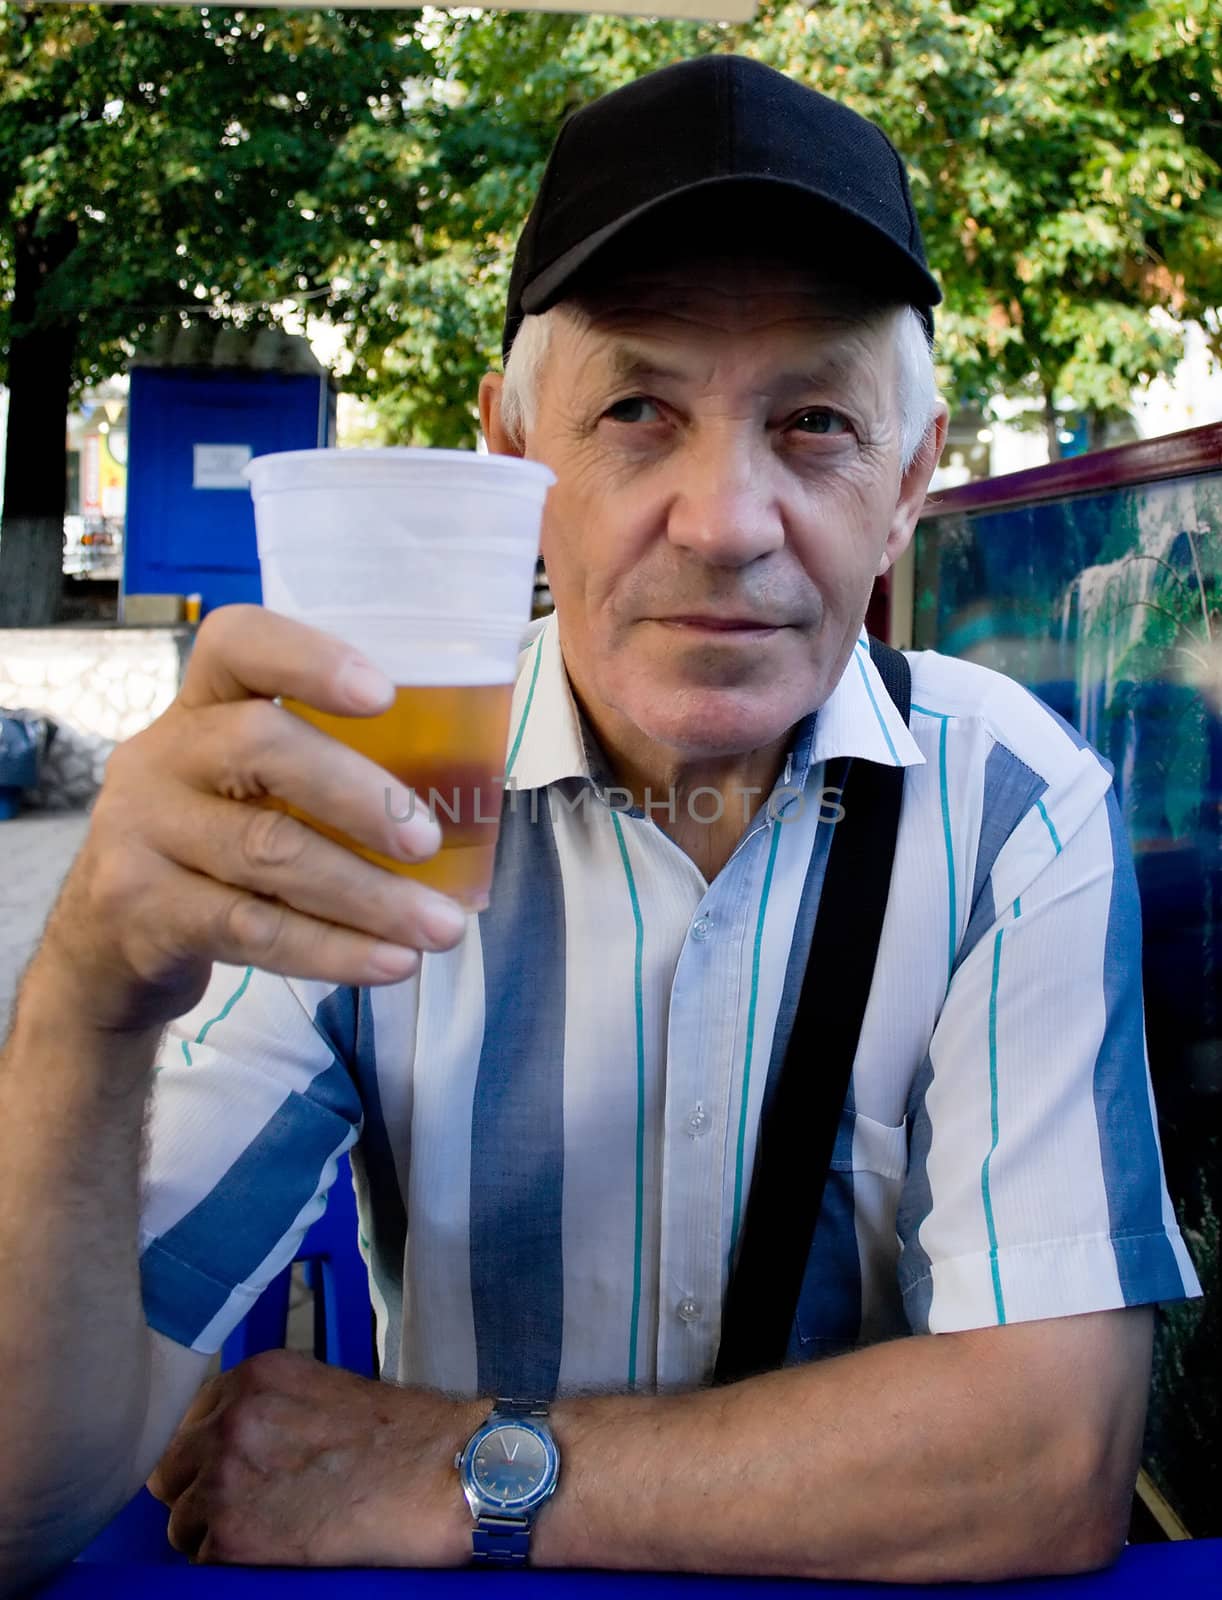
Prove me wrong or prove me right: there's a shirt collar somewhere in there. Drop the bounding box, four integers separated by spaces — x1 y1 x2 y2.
503 612 589 790
804 630 925 774
503 614 924 792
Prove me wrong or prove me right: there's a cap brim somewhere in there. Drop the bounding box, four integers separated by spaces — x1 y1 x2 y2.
518 173 941 328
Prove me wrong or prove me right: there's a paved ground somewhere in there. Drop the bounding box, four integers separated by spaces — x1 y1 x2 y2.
0 808 92 1026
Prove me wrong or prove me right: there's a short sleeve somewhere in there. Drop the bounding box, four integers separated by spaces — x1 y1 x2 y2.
139 964 364 1353
898 771 1201 1335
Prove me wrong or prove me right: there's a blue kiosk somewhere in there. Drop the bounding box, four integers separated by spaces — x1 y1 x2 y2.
124 325 335 617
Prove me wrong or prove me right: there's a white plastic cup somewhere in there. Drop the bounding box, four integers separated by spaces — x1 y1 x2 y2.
245 447 556 910
245 447 555 685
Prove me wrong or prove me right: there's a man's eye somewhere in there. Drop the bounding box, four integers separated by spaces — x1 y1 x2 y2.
603 397 661 425
790 409 851 437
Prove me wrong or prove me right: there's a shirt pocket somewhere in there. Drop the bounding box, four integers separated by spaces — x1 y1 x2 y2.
829 1106 909 1181
793 1108 909 1357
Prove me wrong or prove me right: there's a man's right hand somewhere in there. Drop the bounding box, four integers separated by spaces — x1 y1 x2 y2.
41 604 463 1037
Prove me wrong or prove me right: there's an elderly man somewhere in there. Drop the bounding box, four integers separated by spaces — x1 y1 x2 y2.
0 55 1199 1591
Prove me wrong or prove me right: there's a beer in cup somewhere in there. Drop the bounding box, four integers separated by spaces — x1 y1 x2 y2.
246 447 555 910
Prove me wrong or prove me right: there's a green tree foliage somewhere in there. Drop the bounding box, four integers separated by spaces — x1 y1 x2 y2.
361 0 1220 453
0 5 434 382
0 2 434 622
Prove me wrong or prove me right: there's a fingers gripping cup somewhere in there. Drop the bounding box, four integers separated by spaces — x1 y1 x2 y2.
246 448 555 911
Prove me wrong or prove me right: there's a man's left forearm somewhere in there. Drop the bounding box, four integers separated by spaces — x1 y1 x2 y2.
531 1309 1151 1583
143 1309 1149 1577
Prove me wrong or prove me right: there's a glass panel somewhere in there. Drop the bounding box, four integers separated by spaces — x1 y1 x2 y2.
915 470 1221 1537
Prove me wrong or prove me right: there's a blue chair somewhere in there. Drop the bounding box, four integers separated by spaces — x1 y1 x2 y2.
220 1149 375 1378
76 1152 373 1564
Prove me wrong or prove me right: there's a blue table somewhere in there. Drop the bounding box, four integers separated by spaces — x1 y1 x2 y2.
32 1540 1222 1598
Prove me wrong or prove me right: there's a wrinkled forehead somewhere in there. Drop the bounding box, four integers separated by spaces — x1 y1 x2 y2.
554 257 902 392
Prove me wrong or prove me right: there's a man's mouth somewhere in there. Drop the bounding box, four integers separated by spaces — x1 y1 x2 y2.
655 615 783 634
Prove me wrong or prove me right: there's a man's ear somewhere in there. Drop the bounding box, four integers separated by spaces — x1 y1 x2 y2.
479 372 525 459
876 400 949 576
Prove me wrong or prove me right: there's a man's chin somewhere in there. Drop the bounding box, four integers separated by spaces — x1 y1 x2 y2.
625 685 807 761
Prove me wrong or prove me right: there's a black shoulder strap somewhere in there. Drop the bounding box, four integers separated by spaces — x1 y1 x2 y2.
714 636 911 1383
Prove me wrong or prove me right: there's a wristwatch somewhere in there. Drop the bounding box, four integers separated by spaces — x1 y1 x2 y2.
456 1397 560 1565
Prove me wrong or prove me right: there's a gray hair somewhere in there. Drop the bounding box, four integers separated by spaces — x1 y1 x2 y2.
501 302 939 470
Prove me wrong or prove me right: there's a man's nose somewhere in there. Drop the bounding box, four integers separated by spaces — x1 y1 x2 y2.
664 429 785 566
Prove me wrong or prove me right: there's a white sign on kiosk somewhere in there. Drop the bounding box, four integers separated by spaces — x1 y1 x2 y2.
193 443 254 491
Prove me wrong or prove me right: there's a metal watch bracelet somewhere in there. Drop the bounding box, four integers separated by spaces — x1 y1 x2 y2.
469 1398 553 1568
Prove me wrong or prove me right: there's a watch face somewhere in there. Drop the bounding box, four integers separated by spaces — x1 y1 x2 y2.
471 1423 552 1507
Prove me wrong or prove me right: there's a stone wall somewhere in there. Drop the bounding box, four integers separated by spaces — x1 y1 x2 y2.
0 626 192 808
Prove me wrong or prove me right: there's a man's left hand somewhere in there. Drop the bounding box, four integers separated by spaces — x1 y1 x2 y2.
146 1348 482 1566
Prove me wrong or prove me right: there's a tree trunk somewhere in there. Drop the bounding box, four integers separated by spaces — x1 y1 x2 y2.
1042 391 1062 464
0 216 78 628
1086 409 1109 453
0 516 65 628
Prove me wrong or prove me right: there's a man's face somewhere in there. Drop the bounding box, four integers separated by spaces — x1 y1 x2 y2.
487 262 944 763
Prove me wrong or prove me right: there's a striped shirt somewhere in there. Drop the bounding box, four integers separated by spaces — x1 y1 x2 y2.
140 612 1201 1395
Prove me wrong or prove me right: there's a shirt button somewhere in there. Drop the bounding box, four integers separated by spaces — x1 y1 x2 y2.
686 1104 710 1138
691 915 713 942
677 1297 702 1324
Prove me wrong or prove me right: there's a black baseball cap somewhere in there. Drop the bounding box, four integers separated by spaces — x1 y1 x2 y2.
503 54 941 360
